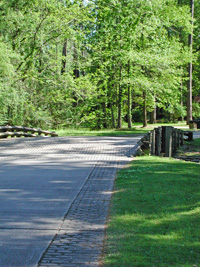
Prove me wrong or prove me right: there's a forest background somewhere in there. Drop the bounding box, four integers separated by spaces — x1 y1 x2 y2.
0 0 200 130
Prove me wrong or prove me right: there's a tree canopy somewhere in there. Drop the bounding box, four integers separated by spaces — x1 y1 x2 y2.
0 0 199 129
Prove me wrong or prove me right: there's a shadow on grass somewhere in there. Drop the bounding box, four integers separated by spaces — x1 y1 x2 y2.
104 157 200 267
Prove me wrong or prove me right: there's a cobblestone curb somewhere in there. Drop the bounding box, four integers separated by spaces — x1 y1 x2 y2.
38 160 118 267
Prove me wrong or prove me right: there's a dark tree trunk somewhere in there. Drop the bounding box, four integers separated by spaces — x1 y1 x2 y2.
103 101 108 128
127 61 132 129
187 0 194 124
117 65 122 129
143 91 147 127
118 85 122 128
61 39 68 74
150 107 156 124
73 42 80 79
180 79 184 121
150 96 156 124
187 62 193 123
111 103 115 128
128 85 132 128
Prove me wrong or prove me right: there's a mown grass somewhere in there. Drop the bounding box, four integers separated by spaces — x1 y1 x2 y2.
55 122 188 137
103 156 200 267
55 127 146 136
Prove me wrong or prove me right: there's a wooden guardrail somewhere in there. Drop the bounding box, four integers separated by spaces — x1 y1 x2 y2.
0 126 58 138
138 126 193 157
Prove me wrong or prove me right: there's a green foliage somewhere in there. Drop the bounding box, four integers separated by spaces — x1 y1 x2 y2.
192 102 200 118
0 41 15 79
0 0 91 127
166 103 187 121
0 0 198 128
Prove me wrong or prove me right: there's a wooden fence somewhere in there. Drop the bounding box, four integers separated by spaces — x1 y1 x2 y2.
138 126 193 157
0 126 58 138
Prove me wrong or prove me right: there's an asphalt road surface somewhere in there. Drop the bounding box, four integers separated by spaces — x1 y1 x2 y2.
0 136 141 267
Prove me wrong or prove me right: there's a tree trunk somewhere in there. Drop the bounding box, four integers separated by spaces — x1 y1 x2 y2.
117 65 122 129
118 85 122 128
127 61 132 128
61 39 68 74
110 79 116 128
150 96 156 124
111 104 115 128
180 78 184 121
128 85 132 128
150 106 156 124
143 91 147 127
187 0 194 124
73 42 80 79
187 62 193 123
103 101 107 128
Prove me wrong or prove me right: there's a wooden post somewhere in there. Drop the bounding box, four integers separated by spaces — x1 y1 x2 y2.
161 126 166 155
188 131 193 141
156 127 162 156
174 128 178 153
149 132 152 155
150 129 156 155
189 120 197 129
177 130 181 148
171 128 175 154
180 131 184 146
165 126 172 157
155 128 158 155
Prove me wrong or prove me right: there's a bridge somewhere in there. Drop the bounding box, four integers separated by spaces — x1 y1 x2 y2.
0 135 141 267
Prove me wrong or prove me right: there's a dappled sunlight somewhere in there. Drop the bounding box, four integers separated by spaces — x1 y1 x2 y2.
144 232 181 241
50 180 72 184
0 135 140 266
0 136 140 164
103 157 200 266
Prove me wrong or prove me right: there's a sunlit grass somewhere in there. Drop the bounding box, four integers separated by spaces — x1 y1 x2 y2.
56 127 146 136
103 156 200 267
54 122 189 137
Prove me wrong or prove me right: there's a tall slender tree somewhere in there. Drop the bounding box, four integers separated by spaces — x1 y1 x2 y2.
187 0 194 124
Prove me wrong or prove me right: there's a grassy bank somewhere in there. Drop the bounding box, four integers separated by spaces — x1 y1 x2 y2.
55 122 188 137
103 156 200 267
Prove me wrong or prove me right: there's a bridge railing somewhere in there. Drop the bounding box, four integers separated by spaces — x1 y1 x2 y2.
138 126 193 157
0 126 58 138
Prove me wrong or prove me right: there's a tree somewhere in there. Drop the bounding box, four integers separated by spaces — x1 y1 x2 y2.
0 0 195 129
187 0 194 124
0 0 90 127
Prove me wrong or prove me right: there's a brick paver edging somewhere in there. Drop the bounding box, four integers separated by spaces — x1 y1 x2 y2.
38 160 119 267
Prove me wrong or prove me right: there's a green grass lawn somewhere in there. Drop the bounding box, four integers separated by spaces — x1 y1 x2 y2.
54 122 189 137
103 156 200 267
55 127 147 136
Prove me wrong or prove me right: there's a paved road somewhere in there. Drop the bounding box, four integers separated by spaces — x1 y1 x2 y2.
0 136 141 267
193 131 200 139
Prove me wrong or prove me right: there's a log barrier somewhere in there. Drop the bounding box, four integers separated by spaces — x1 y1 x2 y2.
138 126 193 157
0 125 58 138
